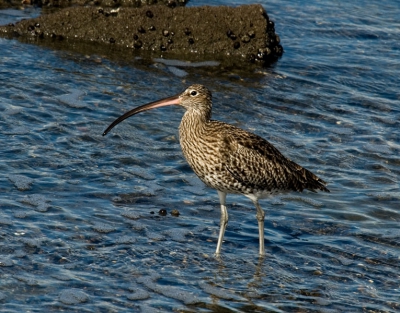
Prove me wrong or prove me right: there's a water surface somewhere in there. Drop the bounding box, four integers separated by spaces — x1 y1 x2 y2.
0 0 399 312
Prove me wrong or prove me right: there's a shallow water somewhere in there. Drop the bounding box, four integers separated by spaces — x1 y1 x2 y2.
0 0 399 312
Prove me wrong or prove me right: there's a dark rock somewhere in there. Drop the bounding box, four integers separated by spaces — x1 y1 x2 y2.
133 40 142 48
241 35 250 43
170 209 180 217
146 10 153 18
0 4 283 65
0 0 189 9
247 30 255 38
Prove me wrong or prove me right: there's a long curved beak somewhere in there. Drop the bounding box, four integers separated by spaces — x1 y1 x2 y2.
102 94 180 136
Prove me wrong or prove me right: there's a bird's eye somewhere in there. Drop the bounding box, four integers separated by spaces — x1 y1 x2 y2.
190 90 197 96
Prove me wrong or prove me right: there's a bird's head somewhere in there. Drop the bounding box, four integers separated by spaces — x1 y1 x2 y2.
178 84 212 116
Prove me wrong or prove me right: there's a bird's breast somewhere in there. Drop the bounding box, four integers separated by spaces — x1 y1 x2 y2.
178 117 252 194
179 125 222 177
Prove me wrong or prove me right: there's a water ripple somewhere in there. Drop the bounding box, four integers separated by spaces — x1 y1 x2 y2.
0 0 399 312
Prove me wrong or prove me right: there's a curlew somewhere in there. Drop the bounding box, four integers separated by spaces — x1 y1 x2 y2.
103 84 329 255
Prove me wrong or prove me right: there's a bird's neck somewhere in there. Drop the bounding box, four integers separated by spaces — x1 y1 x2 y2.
179 109 210 139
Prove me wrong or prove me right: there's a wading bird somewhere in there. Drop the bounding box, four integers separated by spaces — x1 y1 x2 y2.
103 84 329 255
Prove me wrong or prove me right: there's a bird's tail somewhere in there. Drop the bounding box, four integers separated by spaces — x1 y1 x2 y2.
303 168 330 193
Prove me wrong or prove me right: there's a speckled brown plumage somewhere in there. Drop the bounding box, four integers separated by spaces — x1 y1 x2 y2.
103 84 329 255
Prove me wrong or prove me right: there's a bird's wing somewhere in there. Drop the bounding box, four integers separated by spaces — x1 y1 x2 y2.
220 126 328 192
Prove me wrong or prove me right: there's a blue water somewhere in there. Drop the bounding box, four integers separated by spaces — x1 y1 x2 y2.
0 0 399 312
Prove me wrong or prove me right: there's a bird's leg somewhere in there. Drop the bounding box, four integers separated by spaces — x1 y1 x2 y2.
253 200 265 256
215 191 228 255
